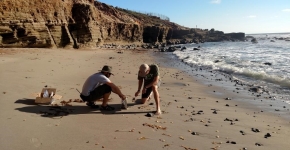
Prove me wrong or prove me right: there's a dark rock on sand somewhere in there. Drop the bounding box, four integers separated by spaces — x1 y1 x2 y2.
145 113 154 117
197 110 204 115
224 118 232 121
249 87 263 93
251 38 258 43
264 133 272 138
226 141 237 144
255 143 263 146
252 128 261 132
240 130 246 135
214 60 222 63
181 46 187 50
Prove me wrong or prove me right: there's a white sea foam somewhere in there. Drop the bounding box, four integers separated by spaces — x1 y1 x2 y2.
173 33 290 90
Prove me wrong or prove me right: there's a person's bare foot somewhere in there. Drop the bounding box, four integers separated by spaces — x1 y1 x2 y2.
155 110 162 115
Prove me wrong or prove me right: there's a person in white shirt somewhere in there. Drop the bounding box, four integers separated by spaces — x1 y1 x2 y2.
80 65 126 111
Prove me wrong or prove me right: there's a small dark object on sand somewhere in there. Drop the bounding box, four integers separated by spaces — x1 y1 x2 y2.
224 118 232 121
255 143 263 146
240 130 245 135
264 133 272 138
227 141 237 144
252 128 260 132
145 113 154 117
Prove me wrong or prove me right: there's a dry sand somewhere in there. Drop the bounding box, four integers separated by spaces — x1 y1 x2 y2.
0 48 290 150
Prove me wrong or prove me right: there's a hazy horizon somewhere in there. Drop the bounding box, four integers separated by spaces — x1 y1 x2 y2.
240 32 290 34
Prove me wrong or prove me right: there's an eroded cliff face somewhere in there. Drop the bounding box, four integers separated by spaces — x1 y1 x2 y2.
0 0 144 48
0 0 244 49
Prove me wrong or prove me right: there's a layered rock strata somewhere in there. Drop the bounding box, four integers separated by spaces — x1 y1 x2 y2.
0 0 245 48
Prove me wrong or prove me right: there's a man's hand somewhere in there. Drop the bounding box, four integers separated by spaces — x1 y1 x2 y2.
135 90 140 97
119 94 126 100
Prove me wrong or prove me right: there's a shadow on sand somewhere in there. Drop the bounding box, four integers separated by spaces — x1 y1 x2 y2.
14 98 152 118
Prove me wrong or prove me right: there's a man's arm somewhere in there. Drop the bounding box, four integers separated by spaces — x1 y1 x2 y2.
137 79 143 91
135 78 144 96
105 82 126 100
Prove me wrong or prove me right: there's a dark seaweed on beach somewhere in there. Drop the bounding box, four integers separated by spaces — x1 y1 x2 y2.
39 106 74 118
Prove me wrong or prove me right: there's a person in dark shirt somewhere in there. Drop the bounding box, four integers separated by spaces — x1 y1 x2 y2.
135 63 161 115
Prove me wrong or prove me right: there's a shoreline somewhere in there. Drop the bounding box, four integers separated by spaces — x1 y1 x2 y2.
1 48 290 150
151 49 290 121
165 40 290 98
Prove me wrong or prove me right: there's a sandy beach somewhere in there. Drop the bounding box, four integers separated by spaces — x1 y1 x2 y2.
0 48 290 150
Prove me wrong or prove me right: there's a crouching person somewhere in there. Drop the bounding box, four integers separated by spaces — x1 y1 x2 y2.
135 63 161 115
80 65 126 111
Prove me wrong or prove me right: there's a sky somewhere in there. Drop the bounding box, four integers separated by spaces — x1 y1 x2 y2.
98 0 290 34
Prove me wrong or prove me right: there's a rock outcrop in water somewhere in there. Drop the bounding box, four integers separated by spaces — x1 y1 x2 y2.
0 0 245 49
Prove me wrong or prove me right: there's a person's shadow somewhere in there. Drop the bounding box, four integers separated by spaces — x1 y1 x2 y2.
15 98 152 118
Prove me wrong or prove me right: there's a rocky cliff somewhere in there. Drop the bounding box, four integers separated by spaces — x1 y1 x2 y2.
0 0 245 49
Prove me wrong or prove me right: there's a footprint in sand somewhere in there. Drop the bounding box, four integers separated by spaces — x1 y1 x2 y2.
30 138 42 147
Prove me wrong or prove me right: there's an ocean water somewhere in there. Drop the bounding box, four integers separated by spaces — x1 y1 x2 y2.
167 33 290 104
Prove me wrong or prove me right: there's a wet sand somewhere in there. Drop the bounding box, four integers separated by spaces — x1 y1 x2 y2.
0 48 290 150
